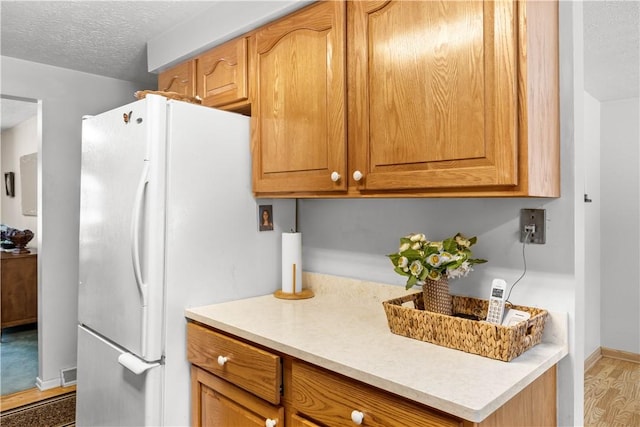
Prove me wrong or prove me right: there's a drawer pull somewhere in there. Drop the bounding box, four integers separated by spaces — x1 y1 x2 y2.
330 171 341 182
351 410 364 425
217 355 228 366
265 418 277 427
353 170 364 181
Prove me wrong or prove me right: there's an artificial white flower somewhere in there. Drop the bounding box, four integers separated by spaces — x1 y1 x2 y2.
428 241 444 251
409 260 423 277
397 256 408 268
427 254 442 267
447 261 473 279
411 242 421 250
455 235 471 248
399 242 410 252
410 233 426 242
427 269 442 280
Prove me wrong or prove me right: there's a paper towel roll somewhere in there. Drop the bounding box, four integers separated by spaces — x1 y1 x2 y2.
282 232 302 294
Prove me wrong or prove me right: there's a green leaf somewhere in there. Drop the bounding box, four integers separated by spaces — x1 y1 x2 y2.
407 275 418 287
469 236 478 245
394 266 409 276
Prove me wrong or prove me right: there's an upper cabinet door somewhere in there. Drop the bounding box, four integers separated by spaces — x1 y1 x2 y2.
251 1 347 194
348 0 518 191
158 61 196 96
196 37 249 110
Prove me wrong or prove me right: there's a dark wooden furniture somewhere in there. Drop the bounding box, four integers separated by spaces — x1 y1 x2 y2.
1 249 37 330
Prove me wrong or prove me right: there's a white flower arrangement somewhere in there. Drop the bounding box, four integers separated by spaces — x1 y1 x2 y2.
388 233 487 289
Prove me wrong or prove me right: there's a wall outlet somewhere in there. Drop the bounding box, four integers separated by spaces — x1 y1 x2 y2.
520 209 546 244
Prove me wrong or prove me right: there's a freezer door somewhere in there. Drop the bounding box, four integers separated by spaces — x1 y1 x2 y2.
76 326 162 427
79 95 166 360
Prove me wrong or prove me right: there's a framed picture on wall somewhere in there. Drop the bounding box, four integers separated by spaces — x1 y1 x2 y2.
4 172 15 197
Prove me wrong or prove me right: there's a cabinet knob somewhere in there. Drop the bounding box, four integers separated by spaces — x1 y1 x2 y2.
217 355 228 366
352 170 364 181
351 410 364 425
330 171 341 182
265 418 277 427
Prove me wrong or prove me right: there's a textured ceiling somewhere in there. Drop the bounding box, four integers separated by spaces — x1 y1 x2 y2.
1 1 217 86
1 97 38 131
1 1 639 131
584 0 640 101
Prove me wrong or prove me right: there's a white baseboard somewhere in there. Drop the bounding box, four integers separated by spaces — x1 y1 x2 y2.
36 376 61 391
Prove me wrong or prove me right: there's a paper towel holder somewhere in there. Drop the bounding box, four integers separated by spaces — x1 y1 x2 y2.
274 263 314 300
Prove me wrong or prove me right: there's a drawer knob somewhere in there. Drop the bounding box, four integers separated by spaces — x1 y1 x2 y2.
217 355 228 366
353 170 363 181
330 171 341 182
351 410 364 425
265 418 277 427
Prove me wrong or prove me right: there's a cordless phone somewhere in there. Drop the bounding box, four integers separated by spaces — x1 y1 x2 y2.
486 279 507 324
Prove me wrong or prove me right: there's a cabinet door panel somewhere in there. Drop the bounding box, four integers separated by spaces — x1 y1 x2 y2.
197 37 249 108
252 1 346 193
157 61 195 96
192 366 284 427
349 0 517 191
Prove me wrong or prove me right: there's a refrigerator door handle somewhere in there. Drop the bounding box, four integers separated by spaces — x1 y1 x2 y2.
117 352 159 375
131 160 150 307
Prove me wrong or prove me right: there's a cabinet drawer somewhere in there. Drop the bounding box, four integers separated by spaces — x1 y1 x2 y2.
292 362 462 427
187 322 281 404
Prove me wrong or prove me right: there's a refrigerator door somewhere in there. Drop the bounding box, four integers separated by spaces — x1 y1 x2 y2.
79 95 166 361
76 326 162 426
160 101 296 426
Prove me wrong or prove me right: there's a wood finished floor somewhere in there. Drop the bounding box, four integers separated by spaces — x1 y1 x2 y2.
585 357 640 426
0 385 76 412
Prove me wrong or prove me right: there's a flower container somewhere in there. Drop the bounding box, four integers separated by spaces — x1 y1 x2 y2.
382 292 548 362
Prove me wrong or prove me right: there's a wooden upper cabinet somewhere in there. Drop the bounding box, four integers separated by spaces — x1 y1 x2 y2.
157 61 195 96
346 0 559 197
196 37 250 111
349 0 519 192
251 0 347 194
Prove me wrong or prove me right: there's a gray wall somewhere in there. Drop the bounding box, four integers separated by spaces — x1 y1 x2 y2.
584 92 602 359
1 56 142 388
600 97 640 354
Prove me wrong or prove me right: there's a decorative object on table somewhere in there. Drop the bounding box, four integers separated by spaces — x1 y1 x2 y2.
388 233 486 315
6 228 34 254
382 292 548 362
0 224 14 249
134 90 202 104
275 231 313 299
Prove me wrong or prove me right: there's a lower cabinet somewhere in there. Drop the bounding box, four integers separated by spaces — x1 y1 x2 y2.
1 251 38 330
191 366 284 427
187 321 557 427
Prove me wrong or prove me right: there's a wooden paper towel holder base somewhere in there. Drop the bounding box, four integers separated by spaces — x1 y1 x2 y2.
273 289 315 300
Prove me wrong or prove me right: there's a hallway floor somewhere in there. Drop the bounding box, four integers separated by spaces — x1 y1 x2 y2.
585 356 640 426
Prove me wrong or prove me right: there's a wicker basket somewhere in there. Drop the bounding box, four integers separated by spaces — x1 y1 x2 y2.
382 292 548 362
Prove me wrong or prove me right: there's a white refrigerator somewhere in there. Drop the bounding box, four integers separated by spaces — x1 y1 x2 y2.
77 94 295 426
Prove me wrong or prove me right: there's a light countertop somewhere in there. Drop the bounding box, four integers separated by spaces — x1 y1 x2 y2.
185 273 568 422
